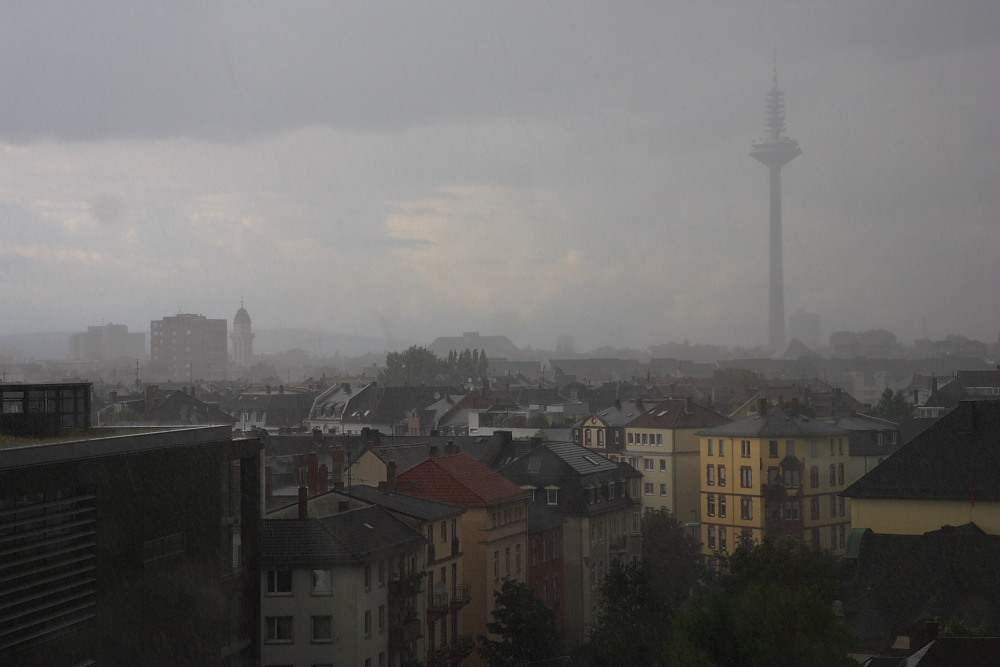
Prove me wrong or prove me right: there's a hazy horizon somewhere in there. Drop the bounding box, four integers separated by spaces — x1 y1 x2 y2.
2 2 998 351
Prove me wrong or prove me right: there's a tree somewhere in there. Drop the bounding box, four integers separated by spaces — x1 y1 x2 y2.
580 561 671 667
671 539 853 667
641 509 705 611
478 580 564 667
869 387 913 419
378 346 448 386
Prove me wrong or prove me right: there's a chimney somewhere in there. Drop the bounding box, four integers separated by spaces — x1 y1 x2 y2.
387 460 397 492
292 454 305 485
685 396 693 413
298 485 308 519
331 447 345 488
429 445 439 458
758 397 768 416
312 428 322 445
931 374 938 393
307 453 319 495
265 466 273 498
318 464 329 493
636 398 644 411
446 440 456 455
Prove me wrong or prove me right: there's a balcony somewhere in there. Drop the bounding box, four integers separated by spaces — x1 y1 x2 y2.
450 584 471 611
427 543 436 563
389 616 423 646
427 591 450 619
427 635 475 667
451 537 461 557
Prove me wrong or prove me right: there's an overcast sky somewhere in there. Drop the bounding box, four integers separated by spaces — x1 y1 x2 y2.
1 1 998 352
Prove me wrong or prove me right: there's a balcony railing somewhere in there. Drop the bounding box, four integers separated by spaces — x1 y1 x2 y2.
428 591 450 616
388 617 423 646
427 635 476 667
450 584 471 610
451 537 461 556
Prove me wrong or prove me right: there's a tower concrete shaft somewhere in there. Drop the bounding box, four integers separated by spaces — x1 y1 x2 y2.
750 73 800 352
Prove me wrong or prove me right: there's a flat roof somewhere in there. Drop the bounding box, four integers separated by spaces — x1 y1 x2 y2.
0 425 250 470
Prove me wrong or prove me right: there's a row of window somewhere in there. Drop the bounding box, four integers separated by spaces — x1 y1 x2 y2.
705 465 754 488
809 494 847 520
628 432 665 446
532 532 559 565
491 505 524 527
264 607 385 644
705 495 755 520
707 438 848 459
493 544 522 580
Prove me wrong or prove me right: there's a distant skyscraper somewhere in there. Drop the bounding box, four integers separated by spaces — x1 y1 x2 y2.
750 65 800 352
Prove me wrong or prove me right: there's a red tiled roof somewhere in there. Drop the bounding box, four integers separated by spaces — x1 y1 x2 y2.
395 453 529 507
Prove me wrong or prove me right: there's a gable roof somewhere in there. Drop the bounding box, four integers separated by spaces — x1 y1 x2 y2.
261 504 425 567
625 397 730 430
395 453 529 507
699 406 847 438
843 400 1000 502
843 524 1000 654
339 484 465 522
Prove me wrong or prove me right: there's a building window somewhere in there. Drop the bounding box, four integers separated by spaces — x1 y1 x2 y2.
707 495 716 516
719 527 727 551
718 465 727 487
364 565 372 591
829 464 836 486
811 497 820 520
706 465 715 486
810 466 819 488
265 616 293 643
719 439 725 456
838 463 845 486
311 615 333 643
839 496 846 517
516 544 521 573
505 547 511 576
782 468 800 488
267 570 292 595
740 466 752 488
741 528 754 547
364 610 372 637
830 525 837 547
707 525 716 549
741 440 751 458
839 524 846 548
494 551 499 580
719 496 727 518
642 433 648 445
769 440 778 458
783 501 800 520
785 440 795 457
585 429 592 445
659 483 668 497
767 501 781 520
839 438 844 455
810 441 819 458
379 604 385 633
657 434 664 445
659 459 667 472
740 497 753 520
644 482 654 496
628 432 634 444
707 439 713 455
546 487 558 505
644 458 654 471
311 569 332 595
597 430 604 446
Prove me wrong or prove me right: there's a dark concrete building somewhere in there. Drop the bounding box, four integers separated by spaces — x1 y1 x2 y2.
0 415 262 666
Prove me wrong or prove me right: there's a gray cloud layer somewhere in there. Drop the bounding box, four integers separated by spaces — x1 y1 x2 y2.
1 1 998 351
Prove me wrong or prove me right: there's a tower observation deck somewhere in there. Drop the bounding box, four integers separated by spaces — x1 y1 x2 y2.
750 69 800 352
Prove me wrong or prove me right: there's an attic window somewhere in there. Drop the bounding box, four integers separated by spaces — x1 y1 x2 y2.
363 523 374 530
658 411 668 416
583 455 602 466
527 456 542 473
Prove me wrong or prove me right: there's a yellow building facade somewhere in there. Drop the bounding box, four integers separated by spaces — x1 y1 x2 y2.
698 405 851 561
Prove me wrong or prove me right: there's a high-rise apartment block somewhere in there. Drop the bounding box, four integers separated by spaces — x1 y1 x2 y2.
150 313 228 381
69 323 145 361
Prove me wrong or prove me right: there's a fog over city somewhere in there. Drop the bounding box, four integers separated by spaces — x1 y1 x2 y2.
1 2 998 352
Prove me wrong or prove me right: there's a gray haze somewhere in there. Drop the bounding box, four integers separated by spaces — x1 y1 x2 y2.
1 1 998 351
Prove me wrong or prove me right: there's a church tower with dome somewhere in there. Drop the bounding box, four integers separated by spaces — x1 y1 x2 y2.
231 301 254 372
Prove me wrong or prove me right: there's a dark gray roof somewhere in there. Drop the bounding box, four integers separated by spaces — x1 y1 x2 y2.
261 505 425 567
843 524 1000 654
844 400 1000 501
699 406 847 438
339 484 465 522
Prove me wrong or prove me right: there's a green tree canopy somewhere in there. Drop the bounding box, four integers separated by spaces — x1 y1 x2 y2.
641 508 705 611
869 386 913 419
477 580 564 667
671 539 853 667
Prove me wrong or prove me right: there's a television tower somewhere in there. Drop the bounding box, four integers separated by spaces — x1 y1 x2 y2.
750 63 800 352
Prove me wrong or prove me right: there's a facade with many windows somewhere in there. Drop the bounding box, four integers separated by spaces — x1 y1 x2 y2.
261 505 426 667
698 403 851 563
498 441 642 646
